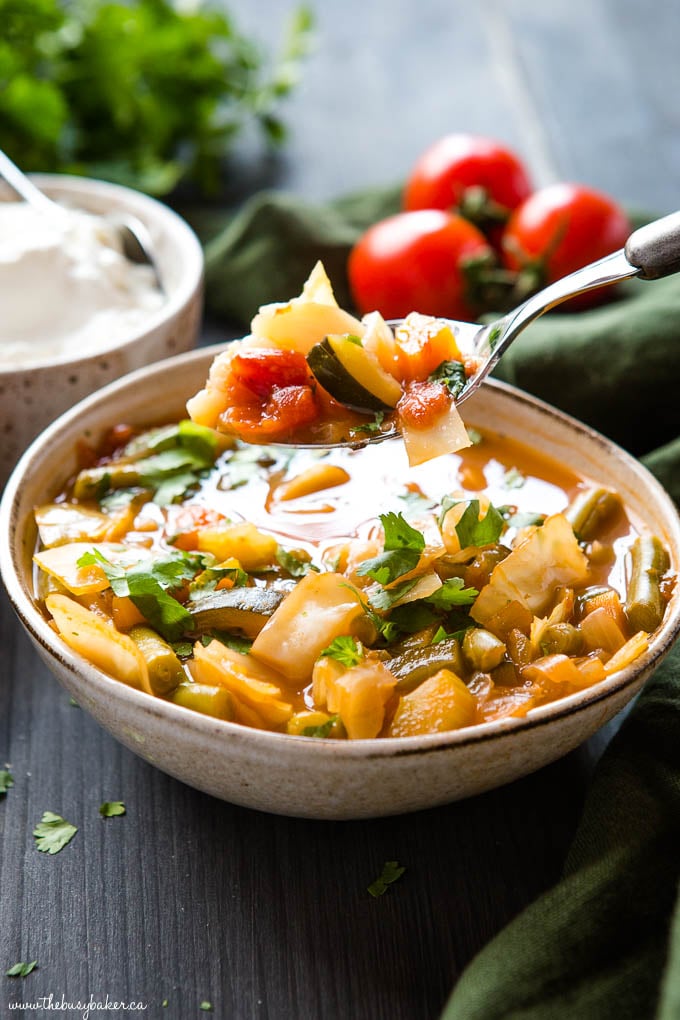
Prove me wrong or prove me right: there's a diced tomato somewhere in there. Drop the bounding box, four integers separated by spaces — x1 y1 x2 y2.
397 380 451 429
170 505 227 551
221 384 320 442
230 349 311 399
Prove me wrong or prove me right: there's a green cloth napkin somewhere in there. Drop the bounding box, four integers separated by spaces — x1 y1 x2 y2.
193 186 680 1019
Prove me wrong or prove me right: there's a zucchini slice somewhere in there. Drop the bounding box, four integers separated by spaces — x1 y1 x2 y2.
307 334 403 413
188 587 285 638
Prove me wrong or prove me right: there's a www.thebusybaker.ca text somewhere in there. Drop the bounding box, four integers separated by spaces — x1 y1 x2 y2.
8 993 147 1019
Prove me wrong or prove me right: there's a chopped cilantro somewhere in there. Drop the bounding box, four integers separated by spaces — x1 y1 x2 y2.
466 427 484 445
398 489 434 516
276 548 318 577
503 466 526 490
302 715 339 738
99 801 126 818
487 324 503 351
387 601 440 634
367 579 417 611
432 625 471 644
78 548 204 642
0 769 14 795
171 641 194 659
6 961 37 978
429 360 467 398
350 410 385 436
320 636 364 668
99 487 149 513
345 334 364 346
189 564 249 598
33 812 77 855
440 499 504 547
498 506 546 529
368 860 406 898
68 696 80 708
201 632 253 654
425 577 478 610
200 1003 213 1013
357 512 425 585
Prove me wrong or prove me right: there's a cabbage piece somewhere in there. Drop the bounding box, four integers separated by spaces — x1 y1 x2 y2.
471 514 589 627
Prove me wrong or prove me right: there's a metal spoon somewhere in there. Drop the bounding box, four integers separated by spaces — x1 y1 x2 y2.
0 148 164 291
291 209 680 448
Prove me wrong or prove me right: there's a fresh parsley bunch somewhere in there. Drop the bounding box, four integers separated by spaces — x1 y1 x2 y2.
0 0 313 195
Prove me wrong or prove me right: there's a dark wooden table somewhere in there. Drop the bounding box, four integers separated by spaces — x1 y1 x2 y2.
2 2 678 1017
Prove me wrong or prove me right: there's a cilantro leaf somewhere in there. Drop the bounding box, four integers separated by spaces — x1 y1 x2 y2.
425 577 478 610
6 961 37 978
350 410 385 436
189 564 249 598
201 632 253 654
276 548 318 577
503 466 526 490
387 601 440 633
368 860 406 898
200 1003 213 1013
33 812 77 854
441 499 505 548
78 548 203 642
99 801 126 818
302 715 339 738
367 579 417 611
320 636 364 668
432 625 472 644
356 512 425 585
429 360 467 398
0 769 14 795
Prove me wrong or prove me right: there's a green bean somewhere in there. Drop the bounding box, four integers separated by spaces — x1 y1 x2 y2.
171 682 235 720
128 625 186 695
624 536 670 633
462 628 506 671
541 623 583 656
564 488 622 541
73 463 143 500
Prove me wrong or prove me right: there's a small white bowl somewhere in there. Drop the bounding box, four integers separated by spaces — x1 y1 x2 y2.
0 174 203 485
2 347 680 819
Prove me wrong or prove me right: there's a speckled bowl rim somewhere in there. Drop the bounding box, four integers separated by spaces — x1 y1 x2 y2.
0 173 204 374
2 345 680 765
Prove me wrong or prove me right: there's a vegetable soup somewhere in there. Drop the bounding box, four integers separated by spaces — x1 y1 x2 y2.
33 418 673 740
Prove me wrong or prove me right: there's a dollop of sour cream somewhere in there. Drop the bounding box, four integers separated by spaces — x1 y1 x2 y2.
0 201 165 367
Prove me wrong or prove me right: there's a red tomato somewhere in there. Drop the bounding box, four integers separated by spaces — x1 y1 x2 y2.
502 183 631 291
404 134 532 219
230 348 311 399
348 210 493 320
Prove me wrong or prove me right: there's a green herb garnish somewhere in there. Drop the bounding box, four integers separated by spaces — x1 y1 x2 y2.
33 812 78 855
350 410 386 436
429 360 467 398
78 547 205 642
503 466 526 490
99 801 126 818
6 961 37 978
357 512 425 585
302 715 339 738
368 860 406 898
425 577 478 610
276 548 318 577
0 769 14 795
320 636 364 668
439 499 504 547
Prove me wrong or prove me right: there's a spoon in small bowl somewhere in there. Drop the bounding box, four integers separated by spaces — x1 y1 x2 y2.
0 148 164 291
286 209 680 448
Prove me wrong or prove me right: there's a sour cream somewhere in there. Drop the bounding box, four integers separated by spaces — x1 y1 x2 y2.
0 201 164 367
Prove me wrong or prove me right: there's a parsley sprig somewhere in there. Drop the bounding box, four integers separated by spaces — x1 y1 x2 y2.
357 512 425 586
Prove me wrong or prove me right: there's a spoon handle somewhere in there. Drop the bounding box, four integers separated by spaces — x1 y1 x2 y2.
624 211 680 280
0 149 58 216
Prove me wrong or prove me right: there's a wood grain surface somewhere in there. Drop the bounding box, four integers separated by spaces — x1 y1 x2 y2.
1 1 678 1017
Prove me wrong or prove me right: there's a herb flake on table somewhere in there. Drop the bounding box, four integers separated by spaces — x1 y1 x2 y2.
33 812 78 855
200 1002 213 1012
99 801 126 818
6 961 37 978
368 860 406 898
0 769 14 795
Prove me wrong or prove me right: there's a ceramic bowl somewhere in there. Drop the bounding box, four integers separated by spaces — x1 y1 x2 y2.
2 347 680 819
0 174 203 486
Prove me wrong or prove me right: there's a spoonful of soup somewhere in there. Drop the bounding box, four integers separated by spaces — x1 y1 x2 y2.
188 211 680 467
